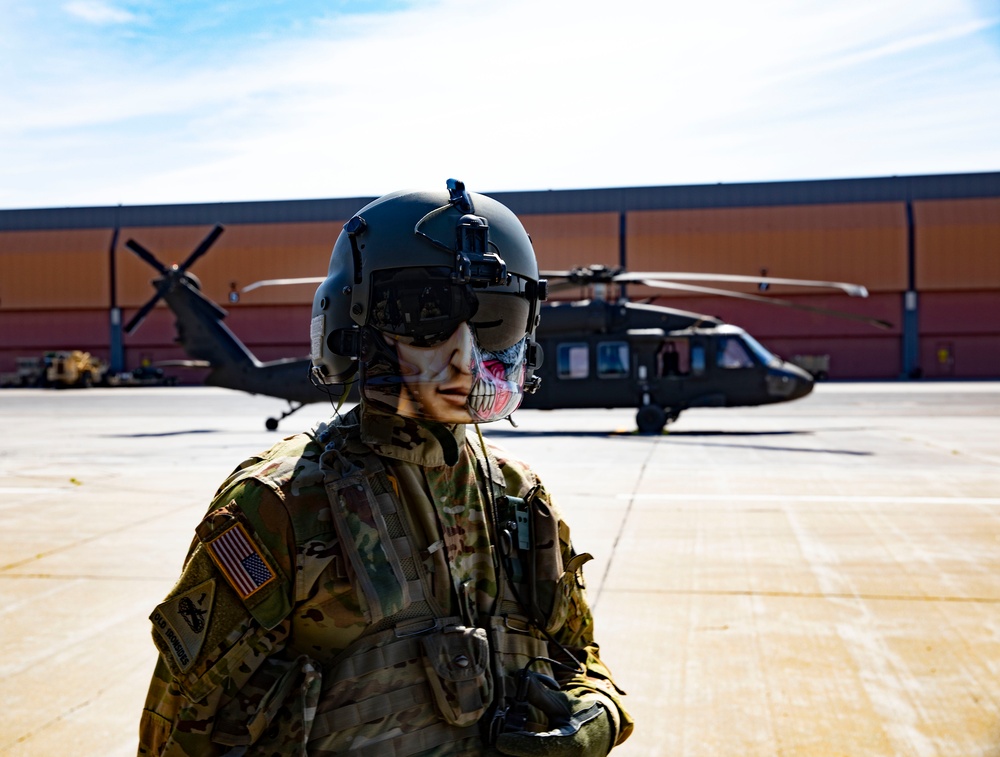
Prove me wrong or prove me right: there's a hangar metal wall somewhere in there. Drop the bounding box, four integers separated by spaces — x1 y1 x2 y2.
1 173 998 381
626 203 908 291
0 222 341 308
914 198 1000 290
0 229 113 309
912 197 1000 378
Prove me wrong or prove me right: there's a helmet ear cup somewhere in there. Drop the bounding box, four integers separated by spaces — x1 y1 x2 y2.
310 269 357 384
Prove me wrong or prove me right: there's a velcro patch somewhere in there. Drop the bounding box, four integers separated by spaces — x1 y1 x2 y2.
203 521 277 600
151 578 216 673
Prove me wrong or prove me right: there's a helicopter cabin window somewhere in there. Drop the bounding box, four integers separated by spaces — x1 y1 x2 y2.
690 343 706 376
656 339 689 377
557 343 590 379
597 341 629 379
717 336 755 369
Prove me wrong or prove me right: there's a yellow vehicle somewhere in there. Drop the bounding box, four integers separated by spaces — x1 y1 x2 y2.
45 351 108 388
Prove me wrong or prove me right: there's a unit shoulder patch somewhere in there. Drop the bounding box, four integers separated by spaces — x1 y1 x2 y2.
150 578 216 673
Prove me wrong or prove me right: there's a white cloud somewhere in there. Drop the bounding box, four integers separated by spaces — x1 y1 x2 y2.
62 1 136 25
2 0 999 208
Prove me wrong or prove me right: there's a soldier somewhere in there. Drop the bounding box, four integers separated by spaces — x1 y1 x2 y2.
139 181 634 756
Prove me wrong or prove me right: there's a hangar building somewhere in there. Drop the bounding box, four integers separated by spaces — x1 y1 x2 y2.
0 171 998 381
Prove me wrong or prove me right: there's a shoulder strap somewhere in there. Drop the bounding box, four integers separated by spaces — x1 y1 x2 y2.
467 428 533 620
318 433 435 631
326 462 410 626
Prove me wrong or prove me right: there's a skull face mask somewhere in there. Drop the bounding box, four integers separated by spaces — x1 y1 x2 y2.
359 268 530 424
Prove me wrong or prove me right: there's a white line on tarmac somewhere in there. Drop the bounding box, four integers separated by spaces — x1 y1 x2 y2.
619 493 1000 505
0 487 70 494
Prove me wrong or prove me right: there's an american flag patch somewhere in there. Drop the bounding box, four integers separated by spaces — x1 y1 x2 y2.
205 523 275 599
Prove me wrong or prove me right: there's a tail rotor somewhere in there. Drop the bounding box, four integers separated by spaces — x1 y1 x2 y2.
123 225 225 334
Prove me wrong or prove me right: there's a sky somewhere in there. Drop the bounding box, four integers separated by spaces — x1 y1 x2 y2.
2 0 999 210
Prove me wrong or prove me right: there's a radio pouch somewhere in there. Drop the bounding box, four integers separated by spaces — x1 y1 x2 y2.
420 624 494 727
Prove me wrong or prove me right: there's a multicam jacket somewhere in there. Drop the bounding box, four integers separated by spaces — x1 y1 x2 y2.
139 405 632 756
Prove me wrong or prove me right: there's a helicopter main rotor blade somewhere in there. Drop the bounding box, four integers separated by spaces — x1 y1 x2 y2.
616 272 869 297
542 280 597 296
539 265 622 284
179 225 225 272
242 276 326 293
125 239 170 275
639 279 893 329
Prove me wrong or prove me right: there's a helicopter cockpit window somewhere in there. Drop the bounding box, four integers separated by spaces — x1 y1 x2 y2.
717 336 755 369
557 342 589 379
739 330 781 367
597 341 629 379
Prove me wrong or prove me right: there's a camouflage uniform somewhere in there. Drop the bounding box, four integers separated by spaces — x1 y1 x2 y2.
139 406 633 755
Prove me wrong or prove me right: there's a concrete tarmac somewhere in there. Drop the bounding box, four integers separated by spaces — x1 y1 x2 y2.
1 382 999 756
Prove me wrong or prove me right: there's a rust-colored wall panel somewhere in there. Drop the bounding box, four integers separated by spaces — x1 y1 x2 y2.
0 310 111 375
0 229 111 309
226 305 312 349
763 336 900 379
914 199 1000 290
121 305 313 354
919 291 1000 335
627 203 908 294
920 335 1000 378
519 212 620 272
118 221 341 309
764 336 902 379
0 310 109 350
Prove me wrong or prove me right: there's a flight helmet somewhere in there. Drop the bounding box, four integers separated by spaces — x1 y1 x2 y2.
310 180 547 424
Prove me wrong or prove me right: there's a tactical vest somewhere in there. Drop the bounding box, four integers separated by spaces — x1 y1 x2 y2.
298 426 571 756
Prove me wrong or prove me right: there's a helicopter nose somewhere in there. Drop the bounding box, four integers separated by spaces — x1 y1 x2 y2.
789 368 815 400
766 363 814 400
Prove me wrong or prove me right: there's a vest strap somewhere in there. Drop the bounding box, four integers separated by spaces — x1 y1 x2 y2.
311 681 431 734
315 722 481 757
323 632 423 685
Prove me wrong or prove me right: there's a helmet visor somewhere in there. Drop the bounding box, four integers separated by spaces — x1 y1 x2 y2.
469 290 531 352
368 267 478 347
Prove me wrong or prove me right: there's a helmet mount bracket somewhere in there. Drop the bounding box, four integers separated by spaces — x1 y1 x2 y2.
414 188 511 289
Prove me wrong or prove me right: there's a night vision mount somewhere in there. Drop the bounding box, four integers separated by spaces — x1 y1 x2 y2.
415 178 511 289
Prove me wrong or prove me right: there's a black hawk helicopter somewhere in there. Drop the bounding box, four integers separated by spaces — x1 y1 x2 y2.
522 264 889 432
123 226 890 433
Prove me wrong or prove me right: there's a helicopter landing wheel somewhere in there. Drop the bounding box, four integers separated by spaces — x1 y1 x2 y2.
265 400 305 431
636 404 667 434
